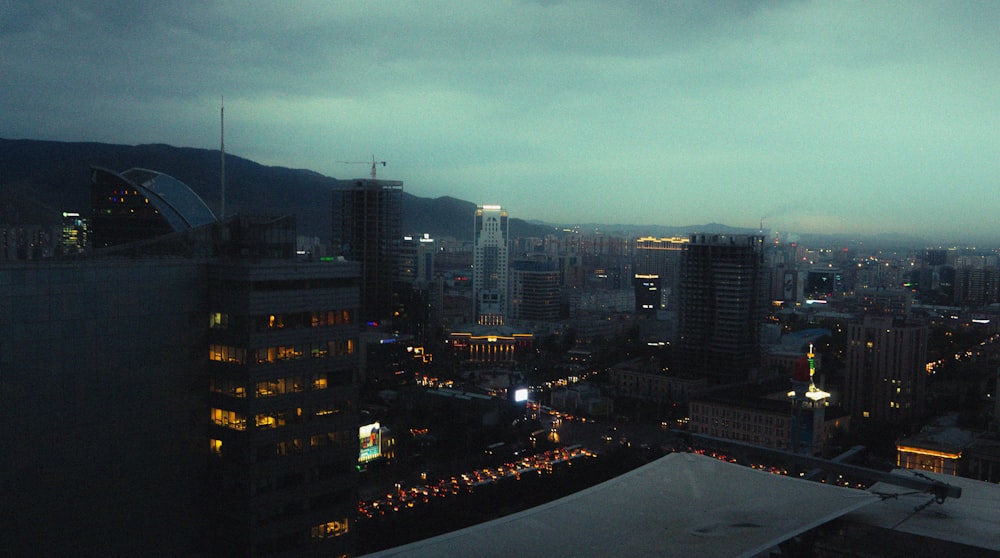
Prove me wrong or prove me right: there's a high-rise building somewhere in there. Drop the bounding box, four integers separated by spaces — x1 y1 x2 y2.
1 211 362 557
473 205 509 325
953 266 1000 307
634 236 689 310
207 260 360 557
60 211 88 253
846 316 928 423
675 234 767 383
633 274 661 316
331 178 403 325
399 234 436 285
509 258 561 322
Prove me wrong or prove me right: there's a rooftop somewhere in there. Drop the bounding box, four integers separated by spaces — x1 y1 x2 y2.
361 452 879 558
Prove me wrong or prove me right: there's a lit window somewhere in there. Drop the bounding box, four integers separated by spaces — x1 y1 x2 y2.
255 347 302 363
209 312 229 329
211 408 246 430
256 380 280 397
311 519 349 539
313 374 328 390
209 438 223 455
255 413 284 429
210 344 246 364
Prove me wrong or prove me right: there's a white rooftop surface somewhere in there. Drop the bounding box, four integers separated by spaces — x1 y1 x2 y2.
362 452 880 558
846 469 1000 552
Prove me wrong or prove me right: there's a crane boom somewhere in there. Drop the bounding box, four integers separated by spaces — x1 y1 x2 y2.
337 155 386 179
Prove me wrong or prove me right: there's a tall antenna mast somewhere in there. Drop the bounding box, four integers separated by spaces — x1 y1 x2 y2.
220 96 226 219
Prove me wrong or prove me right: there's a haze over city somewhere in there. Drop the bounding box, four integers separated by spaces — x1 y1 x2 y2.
6 5 1000 552
3 1 999 241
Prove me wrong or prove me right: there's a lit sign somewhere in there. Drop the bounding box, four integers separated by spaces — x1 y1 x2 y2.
359 422 381 463
513 388 529 403
896 445 962 460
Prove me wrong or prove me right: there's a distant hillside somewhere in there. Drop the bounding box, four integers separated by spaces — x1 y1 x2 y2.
0 138 555 242
0 138 934 248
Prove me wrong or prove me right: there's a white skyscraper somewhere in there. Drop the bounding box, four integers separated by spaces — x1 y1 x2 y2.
473 205 509 325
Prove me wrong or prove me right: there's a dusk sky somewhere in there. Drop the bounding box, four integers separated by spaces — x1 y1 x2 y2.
3 1 998 241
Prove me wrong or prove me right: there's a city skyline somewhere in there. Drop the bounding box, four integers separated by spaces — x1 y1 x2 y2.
3 2 999 241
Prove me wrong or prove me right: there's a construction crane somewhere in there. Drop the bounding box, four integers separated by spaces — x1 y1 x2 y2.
338 155 386 180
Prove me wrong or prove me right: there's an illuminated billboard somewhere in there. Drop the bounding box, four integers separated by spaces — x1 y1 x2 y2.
359 422 381 463
513 388 529 403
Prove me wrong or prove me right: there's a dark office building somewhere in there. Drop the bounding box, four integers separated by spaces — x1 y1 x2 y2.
675 234 767 383
509 258 561 322
924 249 948 267
845 316 927 423
207 260 360 557
331 179 403 325
1 213 362 557
634 236 688 310
633 274 661 316
89 166 217 249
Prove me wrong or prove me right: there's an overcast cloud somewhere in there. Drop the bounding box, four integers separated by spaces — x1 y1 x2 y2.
3 1 998 241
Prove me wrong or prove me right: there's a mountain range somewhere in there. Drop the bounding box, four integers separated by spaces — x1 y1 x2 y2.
1 138 562 242
1 138 929 248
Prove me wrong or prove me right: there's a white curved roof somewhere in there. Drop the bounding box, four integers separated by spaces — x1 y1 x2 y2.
121 168 217 229
362 452 879 558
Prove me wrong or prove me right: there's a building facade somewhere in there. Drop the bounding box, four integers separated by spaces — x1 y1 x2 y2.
509 258 561 322
845 316 928 422
633 236 688 310
399 234 435 285
633 274 661 316
449 327 534 363
60 211 88 253
688 380 847 456
675 234 767 383
1 258 209 556
331 179 403 325
473 205 509 325
206 260 361 557
1 217 362 557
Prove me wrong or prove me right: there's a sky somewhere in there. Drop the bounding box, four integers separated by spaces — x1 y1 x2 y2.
3 1 998 242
